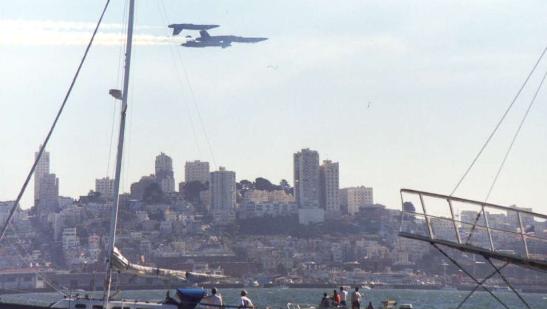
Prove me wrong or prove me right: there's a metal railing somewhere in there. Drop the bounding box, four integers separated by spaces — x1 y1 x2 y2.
399 189 547 270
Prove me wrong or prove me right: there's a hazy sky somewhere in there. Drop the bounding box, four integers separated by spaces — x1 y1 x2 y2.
2 0 547 213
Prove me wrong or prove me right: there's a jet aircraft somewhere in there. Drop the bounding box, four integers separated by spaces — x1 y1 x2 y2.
181 30 267 48
168 23 219 36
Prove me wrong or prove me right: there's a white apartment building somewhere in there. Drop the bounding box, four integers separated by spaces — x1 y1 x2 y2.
95 177 114 199
185 160 210 184
62 227 80 251
340 186 374 215
243 189 294 203
209 167 236 221
320 160 340 216
155 152 175 193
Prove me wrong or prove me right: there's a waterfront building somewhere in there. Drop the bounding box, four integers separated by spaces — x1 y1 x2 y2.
320 160 340 216
209 167 236 222
155 152 175 193
185 160 210 184
95 177 114 200
340 186 374 215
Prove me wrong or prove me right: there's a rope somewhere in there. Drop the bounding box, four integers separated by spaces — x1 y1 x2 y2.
0 0 112 242
2 227 67 295
431 243 510 309
484 258 531 309
456 262 509 309
450 44 547 196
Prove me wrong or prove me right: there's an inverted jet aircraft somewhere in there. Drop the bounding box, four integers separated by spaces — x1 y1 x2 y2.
168 23 219 36
182 30 267 48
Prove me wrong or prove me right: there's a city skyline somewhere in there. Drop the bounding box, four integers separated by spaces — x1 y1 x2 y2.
2 1 547 213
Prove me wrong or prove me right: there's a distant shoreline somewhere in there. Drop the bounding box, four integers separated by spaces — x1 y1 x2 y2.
2 285 546 295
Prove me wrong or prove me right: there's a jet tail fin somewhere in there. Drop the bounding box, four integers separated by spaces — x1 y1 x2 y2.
169 24 183 36
199 30 211 39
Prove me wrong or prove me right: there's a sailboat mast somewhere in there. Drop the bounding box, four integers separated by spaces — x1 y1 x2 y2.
103 0 135 306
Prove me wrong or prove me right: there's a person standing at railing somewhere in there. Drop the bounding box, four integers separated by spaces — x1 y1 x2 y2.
339 286 348 306
332 290 340 306
202 287 223 309
351 287 361 309
239 290 255 309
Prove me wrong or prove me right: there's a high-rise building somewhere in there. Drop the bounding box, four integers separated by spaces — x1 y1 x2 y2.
155 152 175 193
320 160 340 216
209 167 236 221
340 186 373 215
95 177 114 200
34 146 50 204
294 148 324 224
38 173 59 214
185 160 210 184
294 148 320 208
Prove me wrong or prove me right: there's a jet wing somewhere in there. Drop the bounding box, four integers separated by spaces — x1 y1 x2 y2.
231 36 268 43
168 24 219 36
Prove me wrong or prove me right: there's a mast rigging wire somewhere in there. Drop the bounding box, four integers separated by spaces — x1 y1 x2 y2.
0 0 112 242
465 67 547 245
158 0 218 169
484 68 547 202
106 0 129 178
449 45 547 196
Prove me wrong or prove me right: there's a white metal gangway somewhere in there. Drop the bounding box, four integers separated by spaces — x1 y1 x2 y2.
399 188 547 309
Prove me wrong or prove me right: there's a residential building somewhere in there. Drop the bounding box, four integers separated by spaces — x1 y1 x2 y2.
294 148 323 224
238 201 298 219
62 227 79 250
34 146 50 204
320 160 340 216
37 173 59 215
340 186 373 215
185 160 210 184
243 190 294 203
95 177 114 200
209 167 236 221
294 148 320 208
130 175 157 200
155 152 175 193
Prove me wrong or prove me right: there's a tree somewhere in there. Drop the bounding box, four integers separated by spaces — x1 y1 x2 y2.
183 181 208 203
255 177 274 191
143 183 166 204
238 179 254 192
279 179 293 194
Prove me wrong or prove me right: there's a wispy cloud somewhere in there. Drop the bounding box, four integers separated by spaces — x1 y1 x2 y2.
0 19 177 46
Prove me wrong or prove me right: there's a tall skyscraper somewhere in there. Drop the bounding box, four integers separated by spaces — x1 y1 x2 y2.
294 148 323 224
209 167 236 221
340 186 374 215
185 160 210 184
95 177 114 200
155 152 175 193
38 173 59 214
294 148 320 208
34 146 50 204
320 160 340 216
